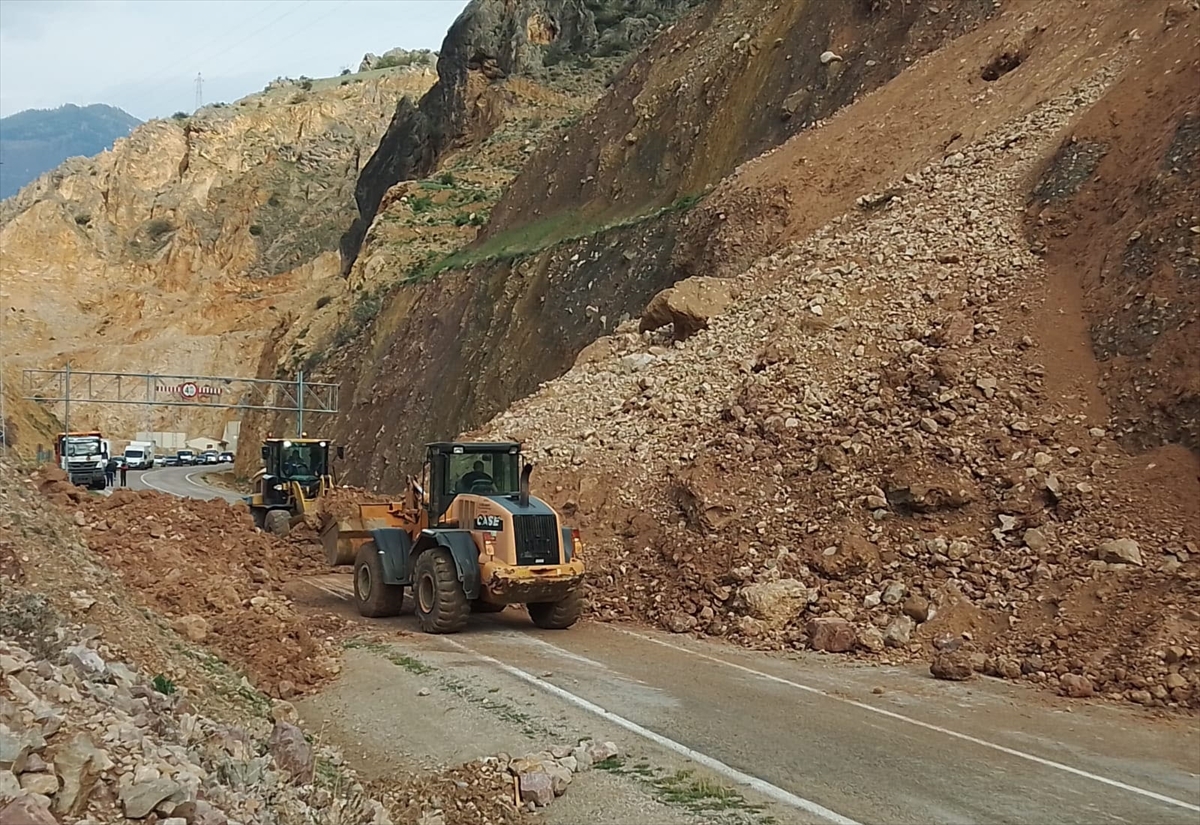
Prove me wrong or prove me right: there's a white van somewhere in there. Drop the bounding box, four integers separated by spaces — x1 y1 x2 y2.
124 441 156 470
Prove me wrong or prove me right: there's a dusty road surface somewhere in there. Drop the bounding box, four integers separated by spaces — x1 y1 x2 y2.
286 573 1200 825
131 464 244 502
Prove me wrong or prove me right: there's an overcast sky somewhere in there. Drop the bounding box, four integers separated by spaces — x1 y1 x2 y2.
0 0 470 120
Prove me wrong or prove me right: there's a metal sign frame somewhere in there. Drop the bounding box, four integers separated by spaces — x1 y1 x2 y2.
22 365 337 437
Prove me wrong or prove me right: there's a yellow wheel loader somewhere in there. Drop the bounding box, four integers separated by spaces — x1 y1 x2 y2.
247 437 341 536
320 441 585 633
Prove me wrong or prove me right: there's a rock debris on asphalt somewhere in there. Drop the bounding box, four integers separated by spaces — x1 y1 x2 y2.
475 63 1199 710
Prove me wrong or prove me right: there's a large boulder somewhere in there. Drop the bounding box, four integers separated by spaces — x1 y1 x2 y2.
740 579 814 631
639 276 736 340
930 650 974 681
807 617 855 653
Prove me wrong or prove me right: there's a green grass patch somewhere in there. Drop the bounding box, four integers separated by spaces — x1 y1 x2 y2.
412 191 705 283
598 759 773 822
343 638 435 675
174 645 272 717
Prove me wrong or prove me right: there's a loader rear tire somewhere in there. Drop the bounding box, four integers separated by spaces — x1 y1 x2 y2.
527 587 584 630
354 542 404 618
265 509 290 537
413 549 469 634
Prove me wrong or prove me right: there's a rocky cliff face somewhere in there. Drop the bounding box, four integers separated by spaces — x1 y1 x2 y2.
311 0 1000 488
0 68 434 440
338 0 698 275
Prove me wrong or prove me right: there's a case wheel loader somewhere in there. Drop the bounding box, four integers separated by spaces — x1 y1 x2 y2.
247 437 342 536
321 441 585 634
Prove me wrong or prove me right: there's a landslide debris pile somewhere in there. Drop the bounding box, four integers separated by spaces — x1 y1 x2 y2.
1 459 594 825
375 741 620 825
0 638 391 825
34 468 344 700
479 63 1200 708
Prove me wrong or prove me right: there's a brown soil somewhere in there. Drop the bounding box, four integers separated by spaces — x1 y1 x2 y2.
470 4 1200 712
1026 24 1200 454
34 466 348 699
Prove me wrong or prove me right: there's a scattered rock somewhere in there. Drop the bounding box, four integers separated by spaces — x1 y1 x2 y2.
0 796 56 825
1059 674 1094 698
902 595 931 623
807 617 856 653
120 777 181 819
740 579 813 630
930 650 974 681
884 615 915 648
1023 528 1048 553
587 741 619 764
267 722 314 784
1097 538 1143 566
517 770 554 808
171 615 209 643
18 772 58 795
856 625 885 653
666 612 698 633
639 277 736 340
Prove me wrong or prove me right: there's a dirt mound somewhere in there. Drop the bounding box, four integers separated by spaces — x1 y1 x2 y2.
32 472 346 699
307 484 394 530
476 40 1200 710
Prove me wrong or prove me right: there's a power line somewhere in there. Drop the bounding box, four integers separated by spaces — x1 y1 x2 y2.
138 0 314 117
215 0 351 81
137 0 288 89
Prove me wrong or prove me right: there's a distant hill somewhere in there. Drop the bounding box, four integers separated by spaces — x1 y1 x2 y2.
0 104 141 199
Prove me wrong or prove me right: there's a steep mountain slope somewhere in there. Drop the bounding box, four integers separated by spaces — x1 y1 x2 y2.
301 0 1002 487
0 66 435 440
0 104 140 199
471 4 1200 708
1025 25 1199 455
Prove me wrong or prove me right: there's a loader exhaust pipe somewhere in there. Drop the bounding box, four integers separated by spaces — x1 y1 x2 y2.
519 463 532 507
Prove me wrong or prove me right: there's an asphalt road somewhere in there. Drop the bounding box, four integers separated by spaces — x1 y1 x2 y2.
140 477 1200 824
128 464 245 503
292 574 1200 825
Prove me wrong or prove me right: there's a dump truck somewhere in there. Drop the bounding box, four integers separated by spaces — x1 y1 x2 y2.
321 441 584 633
55 431 110 489
247 436 340 536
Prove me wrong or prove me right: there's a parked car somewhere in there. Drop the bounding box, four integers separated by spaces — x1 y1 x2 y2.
201 450 221 465
153 456 168 467
164 455 180 466
218 451 234 463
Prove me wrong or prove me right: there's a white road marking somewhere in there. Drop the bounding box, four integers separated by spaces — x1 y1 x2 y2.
494 630 632 674
440 636 862 825
139 470 172 495
614 628 1200 814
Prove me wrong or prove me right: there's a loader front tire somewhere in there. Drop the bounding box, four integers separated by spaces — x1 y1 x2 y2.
527 587 584 630
413 549 469 634
265 509 290 537
354 541 404 618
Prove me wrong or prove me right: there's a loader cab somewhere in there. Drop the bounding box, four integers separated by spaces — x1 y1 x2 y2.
261 437 331 503
424 441 523 522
